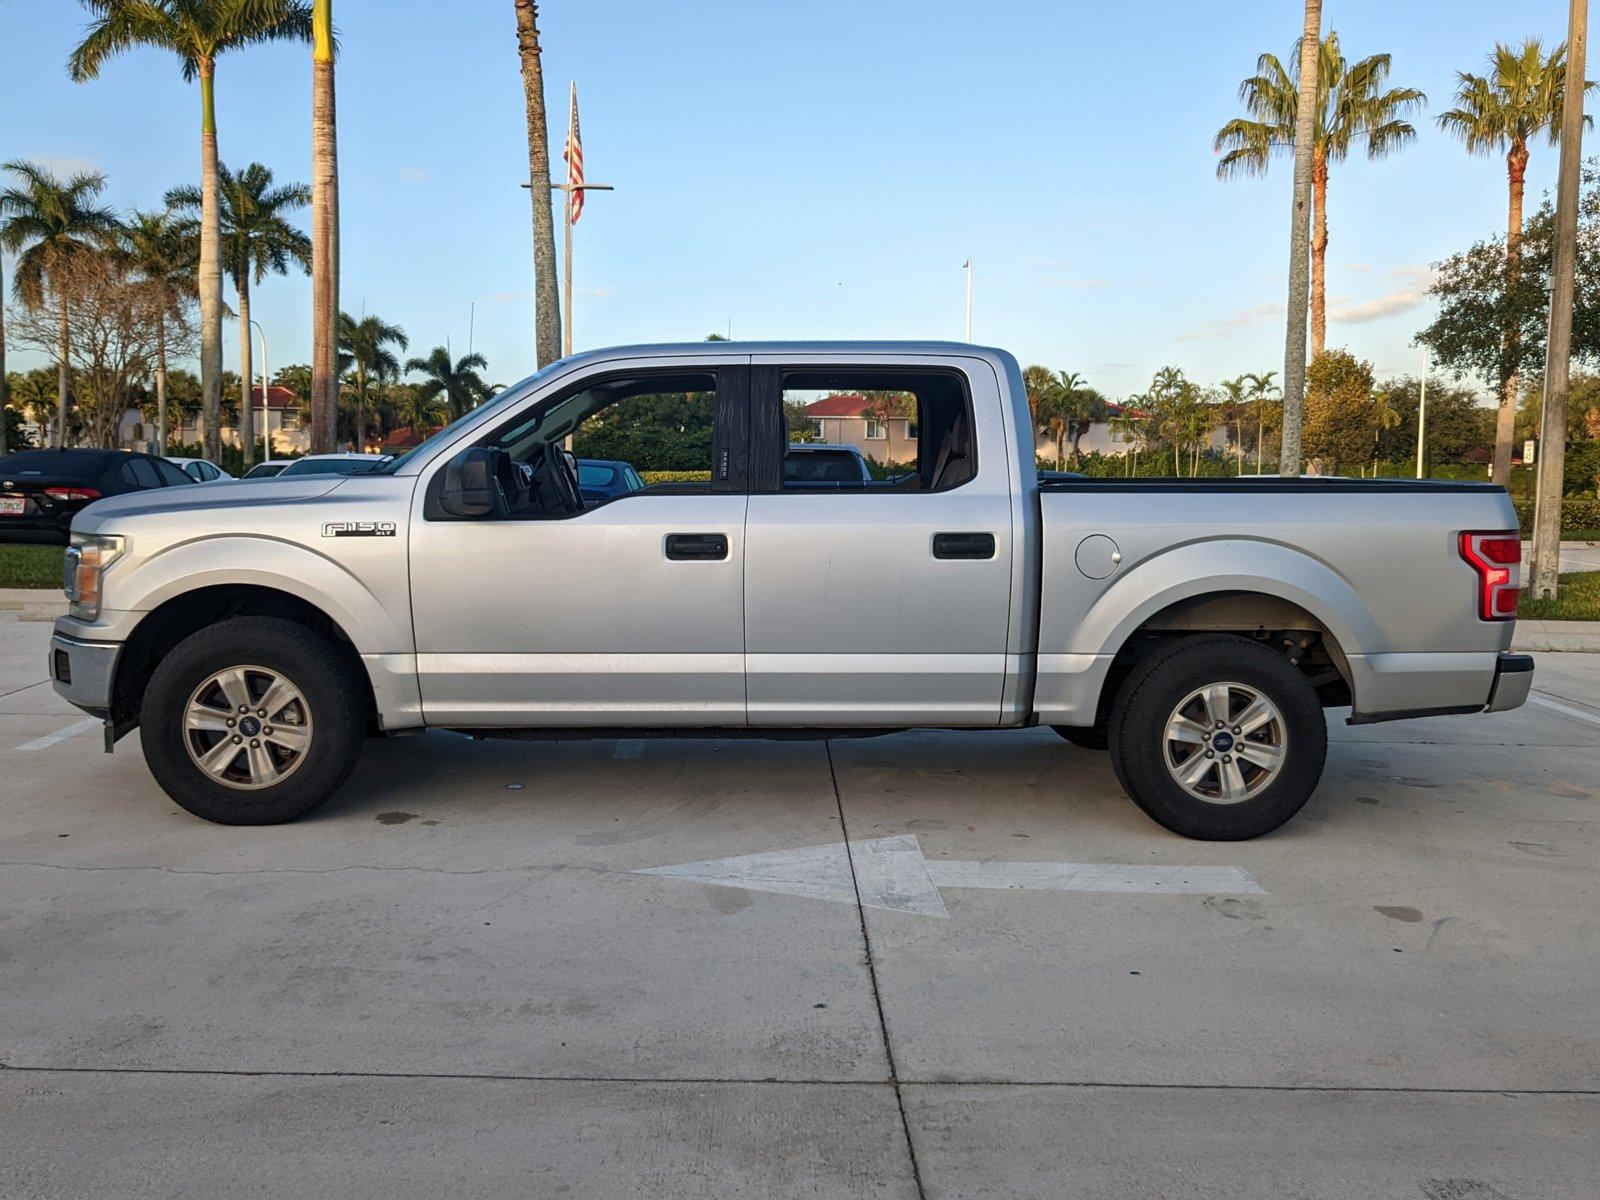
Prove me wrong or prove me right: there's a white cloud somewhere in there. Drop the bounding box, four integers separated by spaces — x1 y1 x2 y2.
580 286 613 297
30 157 100 178
1328 288 1428 324
483 290 533 302
1177 301 1283 342
1043 276 1107 290
396 166 428 182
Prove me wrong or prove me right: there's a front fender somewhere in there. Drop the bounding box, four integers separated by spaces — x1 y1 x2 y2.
99 534 413 655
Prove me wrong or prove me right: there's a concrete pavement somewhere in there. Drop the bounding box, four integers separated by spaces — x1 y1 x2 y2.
2 610 1597 1197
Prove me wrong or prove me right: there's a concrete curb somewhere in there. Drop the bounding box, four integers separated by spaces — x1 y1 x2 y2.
0 588 65 622
1512 620 1600 653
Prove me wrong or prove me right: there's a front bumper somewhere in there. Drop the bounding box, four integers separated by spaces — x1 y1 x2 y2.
49 632 120 715
1485 651 1535 713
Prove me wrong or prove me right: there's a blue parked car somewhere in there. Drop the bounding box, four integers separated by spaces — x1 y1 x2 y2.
577 459 646 506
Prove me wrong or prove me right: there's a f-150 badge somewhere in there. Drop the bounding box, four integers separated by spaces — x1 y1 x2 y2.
322 521 397 537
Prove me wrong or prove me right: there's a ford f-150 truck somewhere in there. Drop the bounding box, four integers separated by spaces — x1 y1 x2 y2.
49 342 1534 839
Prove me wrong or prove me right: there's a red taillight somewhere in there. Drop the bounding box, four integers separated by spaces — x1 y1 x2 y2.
43 487 101 502
1459 531 1522 621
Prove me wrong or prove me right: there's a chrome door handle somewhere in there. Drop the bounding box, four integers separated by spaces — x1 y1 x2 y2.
665 533 729 561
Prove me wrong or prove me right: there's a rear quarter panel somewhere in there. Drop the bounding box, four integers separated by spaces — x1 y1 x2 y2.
1035 484 1519 723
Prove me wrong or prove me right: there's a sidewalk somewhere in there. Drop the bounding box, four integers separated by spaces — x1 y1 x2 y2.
1521 539 1600 575
0 589 64 622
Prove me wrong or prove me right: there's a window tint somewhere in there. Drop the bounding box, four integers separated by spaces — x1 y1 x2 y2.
154 459 192 486
577 462 617 488
123 454 160 489
0 450 114 481
776 370 974 493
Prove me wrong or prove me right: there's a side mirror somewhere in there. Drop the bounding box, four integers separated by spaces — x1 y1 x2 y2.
439 447 498 517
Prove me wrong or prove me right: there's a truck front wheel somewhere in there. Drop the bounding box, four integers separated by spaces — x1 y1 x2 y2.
1107 635 1326 840
140 617 367 825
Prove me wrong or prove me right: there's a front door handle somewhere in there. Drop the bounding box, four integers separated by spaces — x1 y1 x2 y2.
932 532 996 560
665 533 729 561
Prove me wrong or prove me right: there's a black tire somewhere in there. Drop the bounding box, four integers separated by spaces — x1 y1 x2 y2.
1050 724 1109 751
1107 634 1326 840
140 616 366 825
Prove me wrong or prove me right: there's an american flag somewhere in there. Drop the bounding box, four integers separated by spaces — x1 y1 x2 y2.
564 82 585 225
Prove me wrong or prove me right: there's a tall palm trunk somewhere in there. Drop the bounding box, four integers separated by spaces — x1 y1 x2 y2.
515 0 561 367
197 56 223 462
310 0 339 455
155 312 168 453
1310 149 1329 359
237 275 254 467
355 364 366 452
56 299 70 448
1492 139 1531 487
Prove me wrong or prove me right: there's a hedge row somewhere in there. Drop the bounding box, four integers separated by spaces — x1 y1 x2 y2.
1513 498 1600 534
640 470 712 484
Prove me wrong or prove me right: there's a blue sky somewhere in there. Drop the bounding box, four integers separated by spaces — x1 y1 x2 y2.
1 0 1587 400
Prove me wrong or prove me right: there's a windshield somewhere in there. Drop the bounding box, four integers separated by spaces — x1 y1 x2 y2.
373 362 563 473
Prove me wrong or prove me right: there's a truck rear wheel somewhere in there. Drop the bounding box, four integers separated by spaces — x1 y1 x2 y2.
140 617 366 825
1107 635 1326 840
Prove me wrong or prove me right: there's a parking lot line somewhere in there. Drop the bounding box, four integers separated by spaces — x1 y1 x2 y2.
1529 692 1600 729
16 716 101 752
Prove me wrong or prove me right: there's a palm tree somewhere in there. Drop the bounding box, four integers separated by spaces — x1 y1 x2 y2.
121 207 197 454
338 313 408 450
1215 33 1426 356
1437 39 1586 487
1242 370 1280 473
310 0 338 455
69 0 314 463
170 163 310 468
405 346 491 421
0 161 119 448
514 0 561 367
395 383 448 435
1021 364 1055 465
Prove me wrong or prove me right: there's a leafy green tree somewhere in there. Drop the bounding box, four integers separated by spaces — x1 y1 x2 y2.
337 312 407 450
169 162 310 467
0 160 119 448
573 391 716 472
70 0 313 462
1242 370 1281 472
1437 38 1589 484
404 346 490 421
1303 349 1381 473
1419 160 1600 435
1215 33 1425 355
1374 376 1492 469
1051 370 1108 466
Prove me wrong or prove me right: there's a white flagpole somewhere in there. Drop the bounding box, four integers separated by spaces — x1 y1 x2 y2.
963 259 973 341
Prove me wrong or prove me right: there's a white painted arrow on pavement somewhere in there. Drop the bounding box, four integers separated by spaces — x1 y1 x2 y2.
635 834 1264 919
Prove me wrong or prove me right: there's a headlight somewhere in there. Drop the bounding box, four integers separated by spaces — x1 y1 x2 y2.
64 532 125 621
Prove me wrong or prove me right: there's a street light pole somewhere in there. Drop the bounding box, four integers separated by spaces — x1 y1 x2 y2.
963 259 973 341
1415 346 1428 479
1532 0 1589 600
250 320 269 459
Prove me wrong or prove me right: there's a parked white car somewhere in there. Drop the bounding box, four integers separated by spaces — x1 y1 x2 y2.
241 460 295 480
165 457 233 483
276 453 388 478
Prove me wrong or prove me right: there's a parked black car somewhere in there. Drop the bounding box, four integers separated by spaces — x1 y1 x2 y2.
577 458 646 506
0 448 194 545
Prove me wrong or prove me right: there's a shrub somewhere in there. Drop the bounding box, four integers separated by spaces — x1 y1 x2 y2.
1513 497 1600 534
640 469 712 485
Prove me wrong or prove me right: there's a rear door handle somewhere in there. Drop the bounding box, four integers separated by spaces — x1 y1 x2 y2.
665 533 729 561
932 532 996 560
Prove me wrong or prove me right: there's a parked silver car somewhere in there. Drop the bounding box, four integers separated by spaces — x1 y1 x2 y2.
49 342 1532 837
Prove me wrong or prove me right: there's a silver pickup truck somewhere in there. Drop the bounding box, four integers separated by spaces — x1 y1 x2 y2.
49 342 1534 839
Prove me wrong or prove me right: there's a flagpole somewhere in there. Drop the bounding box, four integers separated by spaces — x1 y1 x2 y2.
963 259 973 341
563 82 575 359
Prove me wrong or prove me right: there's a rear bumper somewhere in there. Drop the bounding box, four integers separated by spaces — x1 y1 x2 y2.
48 631 120 716
1485 651 1535 713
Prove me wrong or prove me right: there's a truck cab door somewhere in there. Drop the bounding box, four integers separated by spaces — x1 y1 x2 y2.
742 355 1015 726
407 360 750 727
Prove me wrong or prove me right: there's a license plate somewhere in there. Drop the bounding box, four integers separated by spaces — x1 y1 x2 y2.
0 497 25 516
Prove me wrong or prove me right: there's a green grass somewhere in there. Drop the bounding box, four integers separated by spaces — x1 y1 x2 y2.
1521 570 1600 621
0 544 64 589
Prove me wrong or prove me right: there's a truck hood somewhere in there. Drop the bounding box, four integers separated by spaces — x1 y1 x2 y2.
73 476 348 532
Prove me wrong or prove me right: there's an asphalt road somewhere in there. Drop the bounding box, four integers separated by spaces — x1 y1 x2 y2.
2 610 1597 1198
